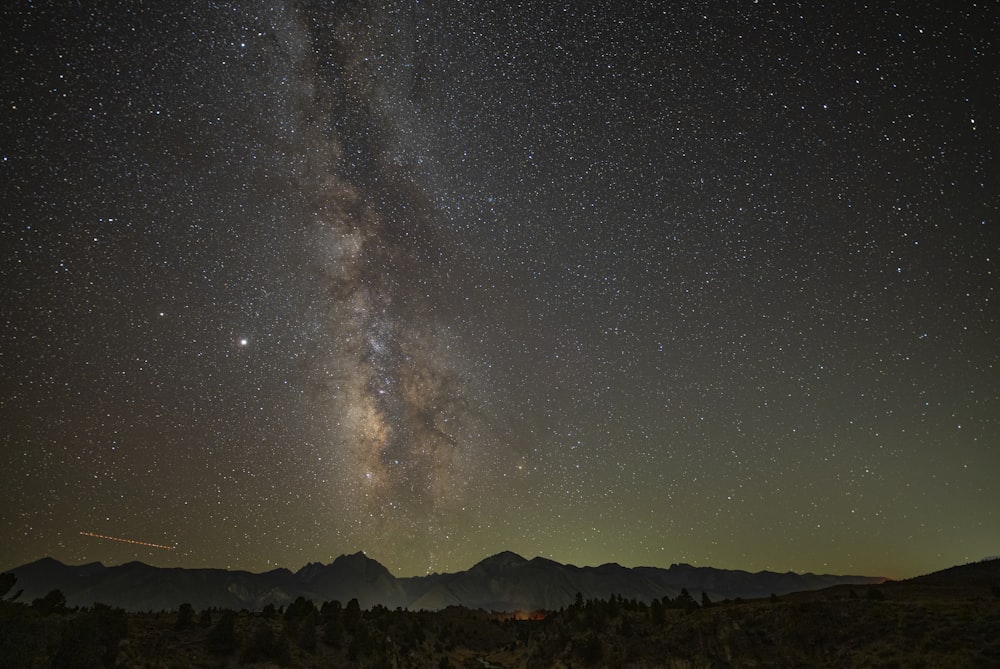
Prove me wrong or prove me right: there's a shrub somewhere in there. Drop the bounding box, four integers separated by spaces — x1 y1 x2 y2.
241 622 291 666
207 610 237 653
175 602 194 629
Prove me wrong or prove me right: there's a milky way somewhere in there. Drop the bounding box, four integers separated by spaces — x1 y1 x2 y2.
275 1 488 563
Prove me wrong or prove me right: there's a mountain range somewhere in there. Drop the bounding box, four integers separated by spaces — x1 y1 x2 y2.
6 551 884 612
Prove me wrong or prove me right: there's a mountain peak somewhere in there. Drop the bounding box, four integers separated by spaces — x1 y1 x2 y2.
328 552 395 582
332 551 375 567
24 556 69 568
295 561 326 581
472 551 528 571
528 556 561 568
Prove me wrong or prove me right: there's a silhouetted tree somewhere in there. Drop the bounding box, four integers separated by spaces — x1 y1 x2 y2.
701 591 713 608
675 588 698 611
650 597 665 624
0 573 21 601
284 595 317 623
32 589 67 616
197 608 212 627
320 599 342 621
0 574 14 598
344 597 362 631
175 602 194 629
607 594 619 618
262 603 277 619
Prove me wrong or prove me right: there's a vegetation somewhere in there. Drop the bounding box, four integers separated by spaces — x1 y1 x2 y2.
175 601 195 629
1 570 998 667
1 577 127 669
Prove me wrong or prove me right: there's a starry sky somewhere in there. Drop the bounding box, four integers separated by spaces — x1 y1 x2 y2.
1 1 997 580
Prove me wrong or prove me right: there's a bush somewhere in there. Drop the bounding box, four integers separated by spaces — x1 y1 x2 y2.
207 610 237 653
580 633 604 665
241 622 291 666
297 610 318 653
52 603 128 669
867 587 886 601
175 602 194 629
197 608 212 627
0 602 45 666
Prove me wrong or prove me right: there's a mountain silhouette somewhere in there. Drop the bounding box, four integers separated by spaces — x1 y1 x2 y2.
6 552 884 612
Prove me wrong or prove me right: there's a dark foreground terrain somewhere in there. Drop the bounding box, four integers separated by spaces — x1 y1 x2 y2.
2 560 999 668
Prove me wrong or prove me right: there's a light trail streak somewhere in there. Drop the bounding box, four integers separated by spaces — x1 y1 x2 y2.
79 531 175 551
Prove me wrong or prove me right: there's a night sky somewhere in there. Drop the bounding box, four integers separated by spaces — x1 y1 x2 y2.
2 1 997 580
